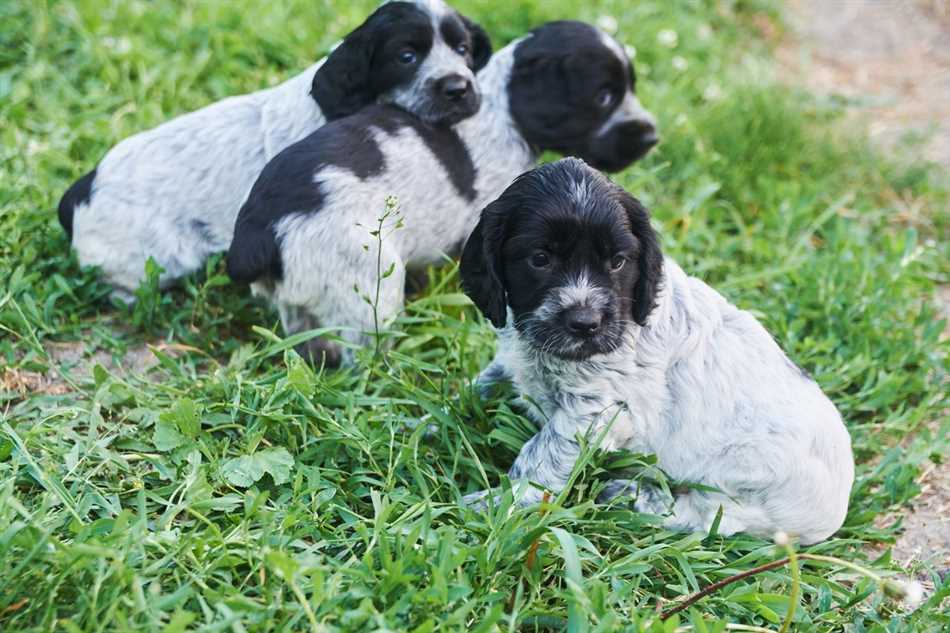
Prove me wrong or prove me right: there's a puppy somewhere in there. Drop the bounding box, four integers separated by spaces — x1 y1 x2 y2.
460 158 854 545
58 0 491 301
227 21 658 367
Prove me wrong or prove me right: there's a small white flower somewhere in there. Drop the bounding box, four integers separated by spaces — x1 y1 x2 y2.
597 15 619 35
672 56 688 72
900 580 926 608
657 29 678 48
103 36 132 54
773 531 790 546
703 83 723 101
624 44 637 60
27 138 51 157
697 24 713 41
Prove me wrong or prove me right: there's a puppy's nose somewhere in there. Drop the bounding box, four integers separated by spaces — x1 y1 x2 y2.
436 74 470 101
565 307 602 337
631 119 659 149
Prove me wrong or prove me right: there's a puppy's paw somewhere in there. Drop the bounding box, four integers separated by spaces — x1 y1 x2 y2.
634 484 674 516
110 288 137 307
474 361 510 399
597 479 638 503
462 489 493 511
295 336 343 369
599 479 673 515
462 482 548 511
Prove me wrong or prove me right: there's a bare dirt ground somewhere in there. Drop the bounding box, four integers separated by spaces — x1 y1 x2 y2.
779 0 950 164
1 341 181 400
779 0 950 571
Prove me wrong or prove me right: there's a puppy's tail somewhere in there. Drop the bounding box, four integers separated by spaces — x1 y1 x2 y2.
226 222 282 284
58 167 97 239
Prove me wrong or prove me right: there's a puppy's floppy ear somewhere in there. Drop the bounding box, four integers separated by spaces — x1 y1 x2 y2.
460 201 508 328
311 12 381 120
616 189 663 326
459 14 493 71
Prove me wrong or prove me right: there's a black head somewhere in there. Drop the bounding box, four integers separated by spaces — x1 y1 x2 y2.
460 158 663 360
508 21 658 172
312 0 492 125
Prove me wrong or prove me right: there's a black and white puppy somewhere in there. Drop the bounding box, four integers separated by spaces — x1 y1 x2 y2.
460 158 854 545
227 21 658 367
58 0 491 301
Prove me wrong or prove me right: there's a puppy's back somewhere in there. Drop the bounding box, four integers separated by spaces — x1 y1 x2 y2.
226 105 412 284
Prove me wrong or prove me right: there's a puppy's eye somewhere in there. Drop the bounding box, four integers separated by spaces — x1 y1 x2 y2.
596 89 615 108
399 49 417 64
454 42 469 56
530 252 551 269
609 255 626 271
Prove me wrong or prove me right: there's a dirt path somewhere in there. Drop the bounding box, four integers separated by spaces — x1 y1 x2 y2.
779 0 950 164
779 0 950 570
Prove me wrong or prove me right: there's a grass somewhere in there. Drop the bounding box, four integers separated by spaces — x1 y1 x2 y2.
2 0 949 630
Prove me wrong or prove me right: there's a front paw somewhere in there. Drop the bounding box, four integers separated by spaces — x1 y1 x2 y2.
599 479 673 515
474 361 510 399
462 488 493 511
462 482 548 511
634 484 674 516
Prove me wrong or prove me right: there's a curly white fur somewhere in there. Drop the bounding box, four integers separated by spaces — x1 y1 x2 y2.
471 258 855 545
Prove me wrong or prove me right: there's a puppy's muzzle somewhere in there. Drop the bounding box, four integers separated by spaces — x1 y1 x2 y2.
562 305 604 338
427 73 480 124
436 74 472 101
624 119 659 154
584 94 660 171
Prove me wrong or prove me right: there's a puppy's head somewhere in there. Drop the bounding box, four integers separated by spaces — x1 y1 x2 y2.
508 21 658 172
313 0 492 125
461 158 663 360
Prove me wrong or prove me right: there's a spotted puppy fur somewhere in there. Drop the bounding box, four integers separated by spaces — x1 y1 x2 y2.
226 21 658 367
59 0 491 301
460 158 854 545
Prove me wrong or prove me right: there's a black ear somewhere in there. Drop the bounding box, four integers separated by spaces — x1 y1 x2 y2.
226 221 282 285
460 202 508 328
311 15 379 120
460 14 493 71
615 189 663 326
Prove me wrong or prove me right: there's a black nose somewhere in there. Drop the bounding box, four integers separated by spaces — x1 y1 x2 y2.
564 307 603 337
629 119 659 149
436 74 470 101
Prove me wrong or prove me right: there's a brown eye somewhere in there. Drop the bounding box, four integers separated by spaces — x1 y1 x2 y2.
610 255 626 271
596 88 615 108
530 252 551 268
399 49 417 64
454 43 469 56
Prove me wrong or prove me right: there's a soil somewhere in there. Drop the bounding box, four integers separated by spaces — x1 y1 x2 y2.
1 341 181 400
778 0 950 571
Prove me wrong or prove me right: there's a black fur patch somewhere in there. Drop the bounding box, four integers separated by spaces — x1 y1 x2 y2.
457 14 493 71
227 105 476 284
189 220 216 245
439 13 491 72
57 167 97 239
411 118 478 202
507 21 651 173
312 2 435 121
